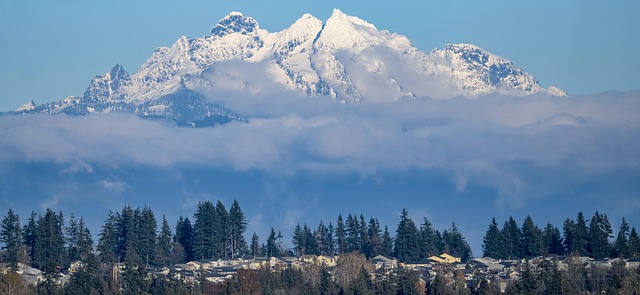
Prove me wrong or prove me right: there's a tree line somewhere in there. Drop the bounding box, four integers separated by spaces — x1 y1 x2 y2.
482 212 640 259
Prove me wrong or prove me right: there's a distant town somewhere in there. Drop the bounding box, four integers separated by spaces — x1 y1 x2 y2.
1 200 639 294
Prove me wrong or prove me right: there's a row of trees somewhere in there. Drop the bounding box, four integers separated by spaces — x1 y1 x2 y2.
289 209 472 263
482 212 640 259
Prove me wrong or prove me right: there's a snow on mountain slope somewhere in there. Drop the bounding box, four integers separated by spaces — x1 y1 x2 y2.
9 9 567 124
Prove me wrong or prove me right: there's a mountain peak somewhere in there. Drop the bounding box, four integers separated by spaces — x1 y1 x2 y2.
210 12 259 37
16 100 37 112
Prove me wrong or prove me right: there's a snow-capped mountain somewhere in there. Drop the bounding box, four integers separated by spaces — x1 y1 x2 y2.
10 9 566 125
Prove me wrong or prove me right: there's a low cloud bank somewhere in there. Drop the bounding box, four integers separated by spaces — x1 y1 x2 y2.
1 91 639 207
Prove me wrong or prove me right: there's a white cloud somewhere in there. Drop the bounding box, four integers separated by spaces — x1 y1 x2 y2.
1 91 639 208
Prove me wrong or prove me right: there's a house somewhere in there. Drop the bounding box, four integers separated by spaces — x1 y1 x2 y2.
626 258 640 269
427 253 461 264
371 255 398 271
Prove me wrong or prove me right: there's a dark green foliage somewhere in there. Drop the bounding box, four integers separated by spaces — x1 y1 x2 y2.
250 232 260 258
23 211 38 262
336 214 347 255
174 216 194 262
193 201 216 259
442 222 472 262
588 211 613 258
543 223 564 256
33 209 65 272
420 217 440 259
395 267 420 295
265 227 283 257
482 217 502 258
501 216 521 259
367 218 382 258
394 209 421 262
564 212 589 256
1 209 22 270
520 215 544 258
613 217 630 258
229 200 248 258
156 214 173 267
381 226 393 257
97 211 119 264
629 227 640 258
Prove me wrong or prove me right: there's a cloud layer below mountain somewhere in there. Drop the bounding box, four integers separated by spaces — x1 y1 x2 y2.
2 91 639 207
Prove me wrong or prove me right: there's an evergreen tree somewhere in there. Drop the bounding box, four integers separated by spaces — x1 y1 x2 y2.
573 212 589 256
292 223 304 257
75 217 93 262
501 216 521 259
381 226 393 257
588 211 613 258
228 200 248 258
613 218 630 258
33 208 65 272
250 232 260 258
543 223 564 256
1 209 22 270
327 222 336 256
346 214 360 253
174 216 194 262
482 217 502 258
628 227 640 258
22 211 37 262
335 214 347 255
193 201 216 259
137 207 157 268
394 209 421 262
442 222 473 262
97 211 119 264
419 217 440 259
521 215 544 258
358 215 370 256
367 218 382 258
265 227 282 257
315 221 330 256
156 215 173 267
214 200 229 258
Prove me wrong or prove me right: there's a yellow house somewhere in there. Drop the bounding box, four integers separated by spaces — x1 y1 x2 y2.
428 253 461 264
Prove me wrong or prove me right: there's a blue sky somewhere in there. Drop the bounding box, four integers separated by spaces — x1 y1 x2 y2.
1 0 639 111
1 1 640 255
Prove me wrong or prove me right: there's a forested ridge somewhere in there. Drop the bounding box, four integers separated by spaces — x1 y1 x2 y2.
1 200 639 294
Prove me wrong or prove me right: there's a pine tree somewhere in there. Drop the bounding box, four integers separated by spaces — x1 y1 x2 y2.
214 200 229 258
346 213 360 253
382 226 393 257
573 212 589 256
613 218 630 258
419 217 439 259
367 218 382 258
137 207 157 268
228 200 248 258
588 211 612 258
442 222 473 262
543 223 564 255
250 232 260 258
174 216 194 262
394 209 421 262
156 215 172 267
1 209 22 270
482 217 502 258
292 224 304 256
358 215 370 256
265 227 282 257
335 214 347 255
501 216 521 259
97 211 119 264
22 211 37 262
193 201 216 259
521 215 544 258
75 217 93 262
628 227 640 258
33 208 65 272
